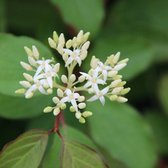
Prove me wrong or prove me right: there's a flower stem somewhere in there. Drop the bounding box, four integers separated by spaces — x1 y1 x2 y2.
48 112 65 140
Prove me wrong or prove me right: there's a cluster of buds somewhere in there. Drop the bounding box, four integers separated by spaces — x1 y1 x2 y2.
16 30 130 123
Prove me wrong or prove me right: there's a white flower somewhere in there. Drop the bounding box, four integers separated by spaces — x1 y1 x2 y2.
24 79 49 98
80 71 105 91
35 59 53 77
60 89 80 112
63 49 82 67
34 68 57 88
87 86 109 105
95 61 112 81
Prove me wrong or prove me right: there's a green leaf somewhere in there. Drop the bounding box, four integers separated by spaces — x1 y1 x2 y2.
0 130 48 168
40 126 98 168
146 112 168 155
0 0 6 32
109 0 168 62
39 134 61 168
0 33 55 119
50 0 104 37
158 74 168 115
0 93 52 119
0 33 54 96
84 31 154 80
111 0 168 36
87 100 157 168
62 140 107 168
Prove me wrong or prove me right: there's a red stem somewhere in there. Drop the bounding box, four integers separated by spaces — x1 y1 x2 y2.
48 112 65 140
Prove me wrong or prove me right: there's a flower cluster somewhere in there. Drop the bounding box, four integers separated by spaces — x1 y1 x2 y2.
16 30 130 123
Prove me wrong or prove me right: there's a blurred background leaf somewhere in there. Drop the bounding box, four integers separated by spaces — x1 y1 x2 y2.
0 0 6 32
0 33 54 96
158 74 168 115
0 33 55 119
0 0 168 167
50 0 105 37
87 100 157 168
146 112 168 155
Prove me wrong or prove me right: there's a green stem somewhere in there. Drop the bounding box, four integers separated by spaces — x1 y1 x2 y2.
53 83 66 90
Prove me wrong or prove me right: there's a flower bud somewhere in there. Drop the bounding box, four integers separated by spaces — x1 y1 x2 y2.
52 97 59 104
61 75 68 83
57 88 64 97
110 95 118 101
70 106 75 112
53 108 60 116
54 63 60 73
78 96 85 102
78 75 85 82
53 31 58 43
110 79 122 87
75 112 81 119
23 73 33 82
47 88 53 94
108 71 118 77
66 39 72 48
48 38 56 48
117 96 128 103
112 87 123 95
19 81 31 88
25 92 34 99
32 45 39 59
60 103 66 110
20 61 33 71
120 88 131 95
24 46 33 57
58 33 65 45
70 74 76 83
81 41 90 51
28 56 36 66
114 63 126 71
79 117 86 124
78 103 86 109
83 32 90 41
43 106 53 113
113 52 120 64
15 88 26 94
82 111 92 118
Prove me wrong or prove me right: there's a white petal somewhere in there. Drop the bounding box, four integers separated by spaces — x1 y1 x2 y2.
114 63 126 71
65 89 72 96
47 76 53 88
61 97 69 103
101 86 109 95
99 96 105 105
76 57 82 66
34 73 45 80
38 86 47 94
71 99 78 111
87 95 98 102
35 66 43 77
74 93 79 99
65 57 73 67
97 79 106 85
27 84 37 93
84 81 91 88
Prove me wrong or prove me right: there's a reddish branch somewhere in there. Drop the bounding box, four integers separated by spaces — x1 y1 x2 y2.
48 112 65 140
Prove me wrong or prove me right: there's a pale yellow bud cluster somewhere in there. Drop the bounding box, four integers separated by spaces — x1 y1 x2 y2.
48 30 90 67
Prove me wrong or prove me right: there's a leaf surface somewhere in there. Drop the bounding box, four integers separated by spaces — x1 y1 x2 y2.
0 130 48 168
